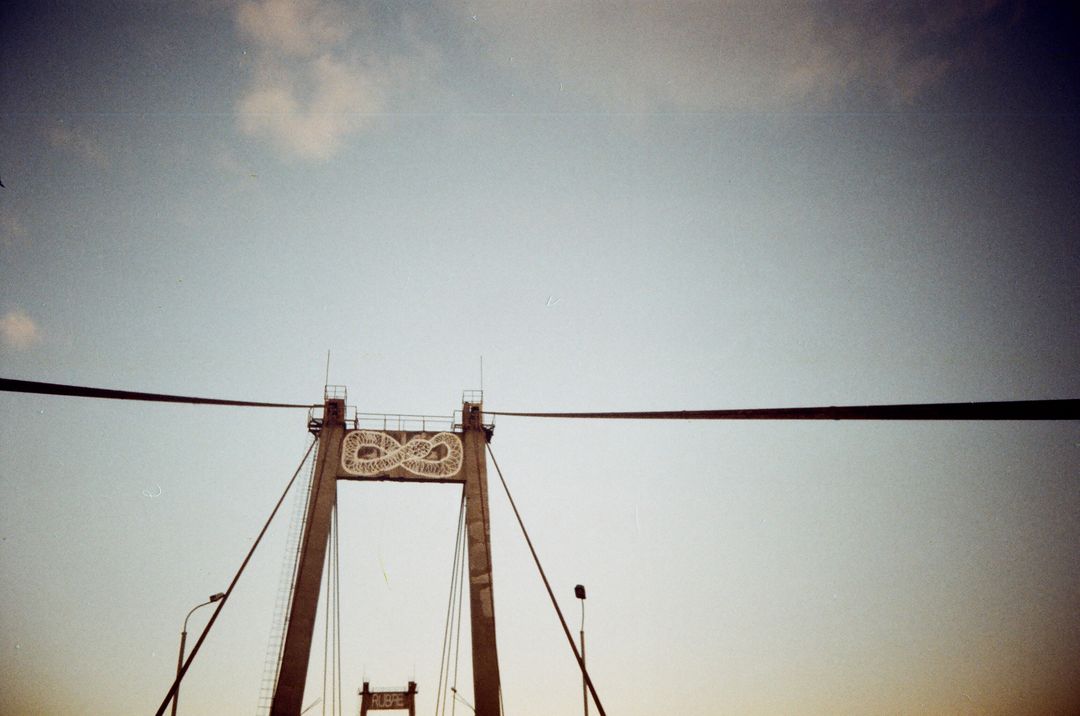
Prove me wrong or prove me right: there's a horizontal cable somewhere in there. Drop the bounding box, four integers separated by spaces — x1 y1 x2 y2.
487 399 1080 421
6 378 1075 420
0 378 315 409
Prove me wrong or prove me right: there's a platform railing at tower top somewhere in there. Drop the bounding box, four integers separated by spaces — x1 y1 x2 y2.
307 404 491 435
353 411 457 433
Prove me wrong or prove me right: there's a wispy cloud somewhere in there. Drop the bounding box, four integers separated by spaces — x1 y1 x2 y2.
462 1 1005 111
237 0 349 57
1 214 28 252
234 0 382 160
46 123 109 167
0 308 42 350
230 1 1005 155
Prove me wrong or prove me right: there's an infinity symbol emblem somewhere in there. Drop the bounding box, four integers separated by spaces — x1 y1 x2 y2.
341 430 463 478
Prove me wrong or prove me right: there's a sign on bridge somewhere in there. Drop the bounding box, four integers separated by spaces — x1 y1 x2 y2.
359 681 416 715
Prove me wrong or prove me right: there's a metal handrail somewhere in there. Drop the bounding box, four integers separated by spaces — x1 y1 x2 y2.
352 410 456 433
308 403 493 433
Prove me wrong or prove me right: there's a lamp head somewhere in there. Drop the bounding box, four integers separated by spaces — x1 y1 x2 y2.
574 584 586 600
209 592 225 602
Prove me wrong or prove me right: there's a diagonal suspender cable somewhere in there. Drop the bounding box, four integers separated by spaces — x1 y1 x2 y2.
0 377 315 409
154 438 318 716
321 502 343 716
487 398 1080 421
322 514 333 716
486 444 607 716
437 489 467 716
451 535 466 716
334 505 342 716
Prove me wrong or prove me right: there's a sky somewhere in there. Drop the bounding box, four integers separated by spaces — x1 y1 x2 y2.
1 0 1078 714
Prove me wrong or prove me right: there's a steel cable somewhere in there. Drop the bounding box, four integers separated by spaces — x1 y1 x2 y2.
436 489 467 716
487 398 1080 421
486 444 607 716
155 438 318 716
0 377 314 408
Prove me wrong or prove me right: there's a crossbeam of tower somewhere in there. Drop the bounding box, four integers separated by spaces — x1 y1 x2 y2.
270 393 501 716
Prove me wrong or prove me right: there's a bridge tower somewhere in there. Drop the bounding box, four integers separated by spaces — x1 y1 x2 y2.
269 390 501 716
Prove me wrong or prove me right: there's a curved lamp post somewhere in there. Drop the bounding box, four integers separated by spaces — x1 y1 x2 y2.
171 592 225 716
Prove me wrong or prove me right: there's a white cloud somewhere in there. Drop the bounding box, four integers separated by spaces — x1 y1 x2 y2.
237 0 350 57
234 0 382 161
238 55 380 161
0 309 42 350
46 123 109 167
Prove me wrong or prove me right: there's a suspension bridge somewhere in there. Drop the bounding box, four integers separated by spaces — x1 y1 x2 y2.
1 377 1077 715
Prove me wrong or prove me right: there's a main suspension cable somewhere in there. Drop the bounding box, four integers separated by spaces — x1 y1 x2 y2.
155 438 318 716
486 445 607 716
1 377 315 408
487 398 1080 421
7 378 1075 420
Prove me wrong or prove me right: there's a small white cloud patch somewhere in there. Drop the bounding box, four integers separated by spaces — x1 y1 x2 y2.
46 124 109 168
0 309 42 350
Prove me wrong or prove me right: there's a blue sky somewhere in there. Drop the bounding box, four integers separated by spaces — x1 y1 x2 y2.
2 1 1078 714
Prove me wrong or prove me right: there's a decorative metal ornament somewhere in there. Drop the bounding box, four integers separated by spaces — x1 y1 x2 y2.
341 430 463 478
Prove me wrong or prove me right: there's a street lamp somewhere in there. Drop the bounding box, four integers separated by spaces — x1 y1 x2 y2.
171 592 225 716
575 584 587 716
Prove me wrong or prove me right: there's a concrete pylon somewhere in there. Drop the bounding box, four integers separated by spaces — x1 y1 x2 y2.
462 401 501 715
270 397 344 716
